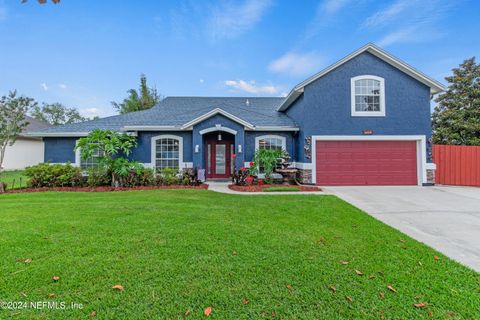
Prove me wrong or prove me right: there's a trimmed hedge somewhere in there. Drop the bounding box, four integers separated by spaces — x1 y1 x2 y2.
25 163 83 188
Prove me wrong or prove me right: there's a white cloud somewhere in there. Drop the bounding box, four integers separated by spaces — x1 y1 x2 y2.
82 108 99 115
224 80 278 94
199 79 204 84
207 0 272 40
363 0 418 28
58 83 67 90
40 83 49 91
269 51 324 77
302 0 355 40
376 26 418 47
367 0 454 47
320 0 351 15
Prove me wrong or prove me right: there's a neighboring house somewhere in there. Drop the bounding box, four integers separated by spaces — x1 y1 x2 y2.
3 116 52 170
29 44 446 186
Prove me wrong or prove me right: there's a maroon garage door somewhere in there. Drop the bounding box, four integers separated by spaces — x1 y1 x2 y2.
315 140 418 186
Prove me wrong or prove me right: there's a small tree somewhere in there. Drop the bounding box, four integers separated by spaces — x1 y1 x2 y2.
75 129 141 187
112 74 161 114
31 102 87 125
250 149 285 183
432 57 480 145
0 91 36 191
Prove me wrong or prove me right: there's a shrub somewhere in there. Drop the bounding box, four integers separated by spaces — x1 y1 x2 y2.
231 167 250 185
137 168 156 186
159 168 180 185
87 168 111 187
251 149 289 183
25 163 83 188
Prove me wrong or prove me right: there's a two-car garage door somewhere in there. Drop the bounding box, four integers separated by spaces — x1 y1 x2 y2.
315 140 418 186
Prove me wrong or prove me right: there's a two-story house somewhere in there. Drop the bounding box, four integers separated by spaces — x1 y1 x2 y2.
30 44 445 186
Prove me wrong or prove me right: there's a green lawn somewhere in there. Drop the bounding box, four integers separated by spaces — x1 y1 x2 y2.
262 186 299 192
0 170 28 189
0 190 478 319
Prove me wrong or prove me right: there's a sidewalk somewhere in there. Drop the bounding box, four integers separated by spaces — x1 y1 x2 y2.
207 181 325 195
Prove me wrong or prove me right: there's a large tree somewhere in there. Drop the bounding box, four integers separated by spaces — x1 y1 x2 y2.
0 91 36 191
31 102 87 126
112 74 161 114
432 57 480 146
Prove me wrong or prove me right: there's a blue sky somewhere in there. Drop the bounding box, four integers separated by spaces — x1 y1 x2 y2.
0 0 478 118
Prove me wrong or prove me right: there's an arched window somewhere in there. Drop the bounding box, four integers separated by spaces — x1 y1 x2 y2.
254 135 287 173
351 75 385 117
255 135 286 151
151 135 183 170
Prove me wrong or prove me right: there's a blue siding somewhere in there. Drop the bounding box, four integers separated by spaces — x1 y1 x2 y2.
44 137 77 163
286 51 432 162
244 131 295 161
129 131 193 164
192 114 245 169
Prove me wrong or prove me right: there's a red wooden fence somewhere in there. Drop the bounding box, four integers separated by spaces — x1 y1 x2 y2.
433 144 480 186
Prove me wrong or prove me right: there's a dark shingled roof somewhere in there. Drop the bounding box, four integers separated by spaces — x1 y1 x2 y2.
23 116 52 133
35 97 297 134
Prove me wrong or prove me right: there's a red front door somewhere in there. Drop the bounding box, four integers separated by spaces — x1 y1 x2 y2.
205 139 233 179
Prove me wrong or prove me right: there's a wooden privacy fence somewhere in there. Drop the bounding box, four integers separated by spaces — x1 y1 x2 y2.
433 144 480 186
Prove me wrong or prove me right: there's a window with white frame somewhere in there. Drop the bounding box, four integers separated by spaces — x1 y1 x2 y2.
255 135 286 151
152 135 182 170
80 147 104 170
351 75 385 116
254 135 286 173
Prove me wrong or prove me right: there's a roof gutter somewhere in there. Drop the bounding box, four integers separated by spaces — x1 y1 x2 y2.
122 126 186 131
277 88 304 112
26 132 91 137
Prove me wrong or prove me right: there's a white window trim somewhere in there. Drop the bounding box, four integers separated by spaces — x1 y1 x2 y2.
254 135 287 151
151 134 184 171
311 135 427 186
351 75 386 117
74 140 81 167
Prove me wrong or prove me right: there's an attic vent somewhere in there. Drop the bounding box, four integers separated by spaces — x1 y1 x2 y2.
245 99 250 106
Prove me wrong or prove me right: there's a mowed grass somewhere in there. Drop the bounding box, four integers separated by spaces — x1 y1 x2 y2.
0 190 479 319
0 170 28 190
262 186 299 192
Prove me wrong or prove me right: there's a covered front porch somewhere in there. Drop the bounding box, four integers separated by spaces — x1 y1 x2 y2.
191 115 246 181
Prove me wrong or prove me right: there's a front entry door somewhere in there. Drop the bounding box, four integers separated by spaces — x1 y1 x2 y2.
206 140 233 179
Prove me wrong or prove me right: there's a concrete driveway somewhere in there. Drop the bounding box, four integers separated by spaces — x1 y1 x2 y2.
324 186 480 272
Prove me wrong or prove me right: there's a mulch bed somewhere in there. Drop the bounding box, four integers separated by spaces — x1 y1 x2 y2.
3 184 209 194
228 184 322 193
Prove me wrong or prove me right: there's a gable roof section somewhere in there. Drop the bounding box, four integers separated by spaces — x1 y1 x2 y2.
180 108 255 129
277 43 447 111
28 97 297 136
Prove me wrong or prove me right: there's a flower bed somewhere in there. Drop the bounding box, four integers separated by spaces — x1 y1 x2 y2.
3 184 208 194
228 184 321 193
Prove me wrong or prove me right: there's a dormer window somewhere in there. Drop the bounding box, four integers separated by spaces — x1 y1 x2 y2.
351 75 385 117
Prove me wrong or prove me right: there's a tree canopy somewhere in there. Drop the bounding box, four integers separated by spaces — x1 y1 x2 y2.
31 102 87 126
75 129 141 187
112 74 161 114
0 91 36 180
432 57 480 146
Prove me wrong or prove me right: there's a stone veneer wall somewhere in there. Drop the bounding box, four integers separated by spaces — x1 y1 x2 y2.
426 169 435 185
297 169 313 184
